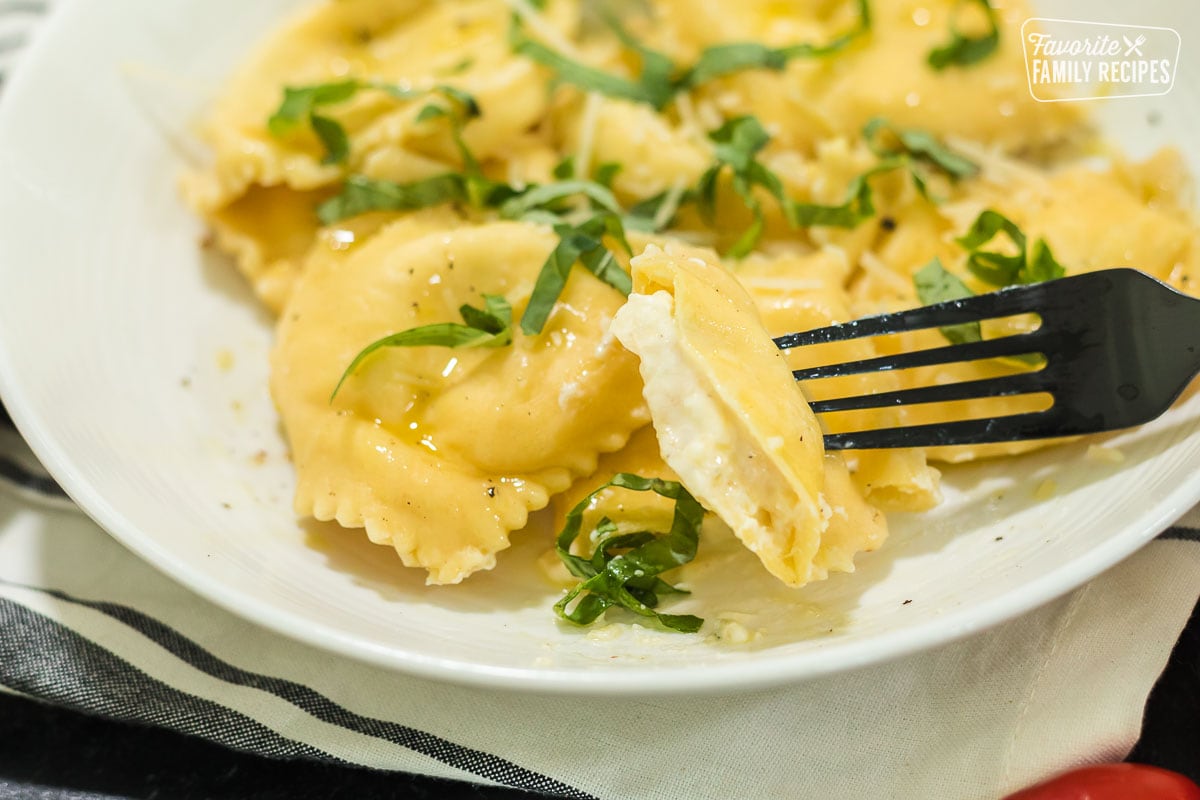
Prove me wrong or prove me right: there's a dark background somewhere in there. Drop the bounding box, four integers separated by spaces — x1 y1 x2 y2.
0 598 1196 799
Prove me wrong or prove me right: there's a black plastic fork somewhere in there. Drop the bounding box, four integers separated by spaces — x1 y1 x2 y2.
774 269 1200 450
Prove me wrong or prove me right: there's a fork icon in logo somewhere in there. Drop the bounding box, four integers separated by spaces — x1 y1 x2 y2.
1123 33 1147 56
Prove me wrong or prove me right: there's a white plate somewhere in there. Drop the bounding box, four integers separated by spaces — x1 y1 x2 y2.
0 0 1198 695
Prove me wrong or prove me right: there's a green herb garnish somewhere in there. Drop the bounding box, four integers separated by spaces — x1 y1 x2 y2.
956 209 1065 286
863 117 979 182
679 0 871 87
268 80 361 164
593 161 623 189
509 15 675 109
510 0 871 109
927 0 1000 71
624 181 693 233
520 212 633 335
552 155 577 180
268 80 479 165
789 160 905 229
913 258 982 345
330 295 513 400
914 211 1066 348
555 473 704 633
696 116 792 257
320 173 637 322
696 116 910 257
498 179 625 221
316 174 467 225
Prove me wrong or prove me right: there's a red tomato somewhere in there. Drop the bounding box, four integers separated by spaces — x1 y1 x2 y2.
1004 764 1200 800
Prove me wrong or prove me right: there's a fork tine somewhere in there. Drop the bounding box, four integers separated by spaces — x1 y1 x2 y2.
807 370 1052 414
822 411 1065 450
791 331 1046 381
774 281 1059 350
791 269 1199 448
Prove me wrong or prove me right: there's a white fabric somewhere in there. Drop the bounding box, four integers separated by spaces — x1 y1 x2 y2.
0 487 1196 800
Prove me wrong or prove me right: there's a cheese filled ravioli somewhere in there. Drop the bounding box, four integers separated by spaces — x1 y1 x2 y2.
611 244 883 587
272 220 647 583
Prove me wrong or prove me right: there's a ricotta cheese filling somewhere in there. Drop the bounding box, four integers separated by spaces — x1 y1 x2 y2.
612 245 834 586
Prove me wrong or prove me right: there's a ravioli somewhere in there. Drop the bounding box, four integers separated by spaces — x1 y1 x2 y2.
272 220 648 583
183 0 570 310
737 252 942 511
612 243 836 586
652 0 1081 154
553 422 888 588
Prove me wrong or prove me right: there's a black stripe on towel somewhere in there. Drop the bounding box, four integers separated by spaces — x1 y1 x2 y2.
0 596 335 762
0 402 70 501
0 453 69 499
1161 527 1200 543
0 582 595 799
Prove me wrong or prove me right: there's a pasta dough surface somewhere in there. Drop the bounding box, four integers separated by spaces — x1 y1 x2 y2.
613 244 851 586
272 220 647 583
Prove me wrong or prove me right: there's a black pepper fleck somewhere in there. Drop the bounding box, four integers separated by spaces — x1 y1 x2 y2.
880 216 897 232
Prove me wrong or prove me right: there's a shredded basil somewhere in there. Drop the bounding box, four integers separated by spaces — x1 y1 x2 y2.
509 16 674 109
268 80 479 165
697 116 791 257
498 179 625 221
679 0 871 87
555 473 704 633
552 157 622 188
914 211 1066 347
601 12 678 107
520 213 633 335
593 161 623 189
956 209 1065 286
330 295 513 400
268 80 360 135
552 155 577 180
624 182 693 234
414 98 480 171
927 0 1000 71
862 117 979 182
698 117 909 256
511 0 871 109
317 174 469 225
913 258 982 345
1024 239 1066 284
789 160 904 229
